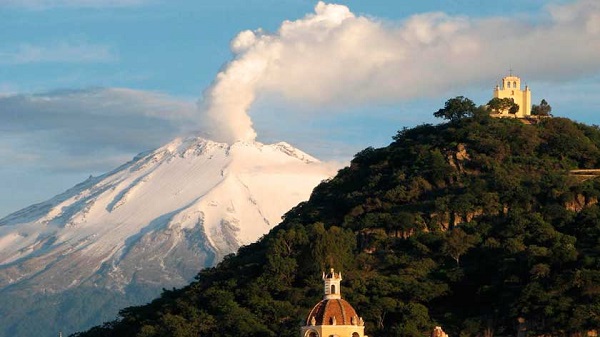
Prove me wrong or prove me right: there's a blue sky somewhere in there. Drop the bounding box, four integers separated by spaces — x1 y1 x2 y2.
1 0 599 217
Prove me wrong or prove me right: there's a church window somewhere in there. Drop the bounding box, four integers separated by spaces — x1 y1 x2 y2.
513 81 517 88
331 285 336 294
308 332 318 337
353 333 360 337
507 82 511 88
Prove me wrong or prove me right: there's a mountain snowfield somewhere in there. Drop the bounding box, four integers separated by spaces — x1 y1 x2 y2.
0 137 336 336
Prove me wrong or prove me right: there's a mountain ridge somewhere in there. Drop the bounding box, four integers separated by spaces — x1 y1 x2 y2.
0 135 336 336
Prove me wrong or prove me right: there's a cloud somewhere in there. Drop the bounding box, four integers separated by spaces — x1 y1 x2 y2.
0 83 18 96
198 0 600 144
0 40 118 64
0 0 147 9
0 88 197 171
3 0 599 168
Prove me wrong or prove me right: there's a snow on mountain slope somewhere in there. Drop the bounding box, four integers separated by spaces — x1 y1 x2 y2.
0 137 335 293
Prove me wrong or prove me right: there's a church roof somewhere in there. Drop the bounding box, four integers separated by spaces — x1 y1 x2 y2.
306 298 359 326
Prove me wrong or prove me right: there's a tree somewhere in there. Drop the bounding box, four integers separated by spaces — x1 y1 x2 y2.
310 223 356 271
487 97 519 114
531 99 552 116
443 227 478 267
434 96 477 121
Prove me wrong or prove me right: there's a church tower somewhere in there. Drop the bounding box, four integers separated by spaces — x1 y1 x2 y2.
301 268 368 337
492 74 532 118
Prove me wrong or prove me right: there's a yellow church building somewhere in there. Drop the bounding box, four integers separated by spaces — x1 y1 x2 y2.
491 74 532 118
301 268 368 337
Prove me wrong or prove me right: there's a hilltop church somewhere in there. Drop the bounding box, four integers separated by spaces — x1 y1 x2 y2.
491 74 532 118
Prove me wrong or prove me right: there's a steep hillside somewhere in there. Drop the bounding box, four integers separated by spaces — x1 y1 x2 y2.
74 113 600 337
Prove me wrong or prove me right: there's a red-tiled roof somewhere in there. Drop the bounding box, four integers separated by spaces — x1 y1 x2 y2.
306 299 359 325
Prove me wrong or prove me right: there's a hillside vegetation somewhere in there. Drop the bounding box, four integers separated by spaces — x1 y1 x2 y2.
75 101 600 337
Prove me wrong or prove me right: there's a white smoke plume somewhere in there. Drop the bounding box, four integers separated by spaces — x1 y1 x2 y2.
199 0 600 144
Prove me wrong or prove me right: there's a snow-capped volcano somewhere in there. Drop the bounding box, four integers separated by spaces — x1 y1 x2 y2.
0 137 335 336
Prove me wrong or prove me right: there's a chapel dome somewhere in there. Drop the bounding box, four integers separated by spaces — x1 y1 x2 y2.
306 298 360 326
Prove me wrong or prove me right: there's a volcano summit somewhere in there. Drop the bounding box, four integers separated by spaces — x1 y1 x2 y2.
0 136 335 336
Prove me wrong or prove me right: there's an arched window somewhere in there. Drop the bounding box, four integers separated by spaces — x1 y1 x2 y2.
513 81 517 88
331 285 336 294
308 331 318 337
506 81 511 88
353 333 360 337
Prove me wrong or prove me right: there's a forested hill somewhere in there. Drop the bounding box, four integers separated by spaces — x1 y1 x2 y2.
74 107 600 337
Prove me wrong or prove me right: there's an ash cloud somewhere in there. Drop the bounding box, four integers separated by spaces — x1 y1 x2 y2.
198 0 600 144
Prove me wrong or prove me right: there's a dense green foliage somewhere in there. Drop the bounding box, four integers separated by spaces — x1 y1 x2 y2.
487 97 519 115
433 96 477 121
532 99 553 117
74 103 600 337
